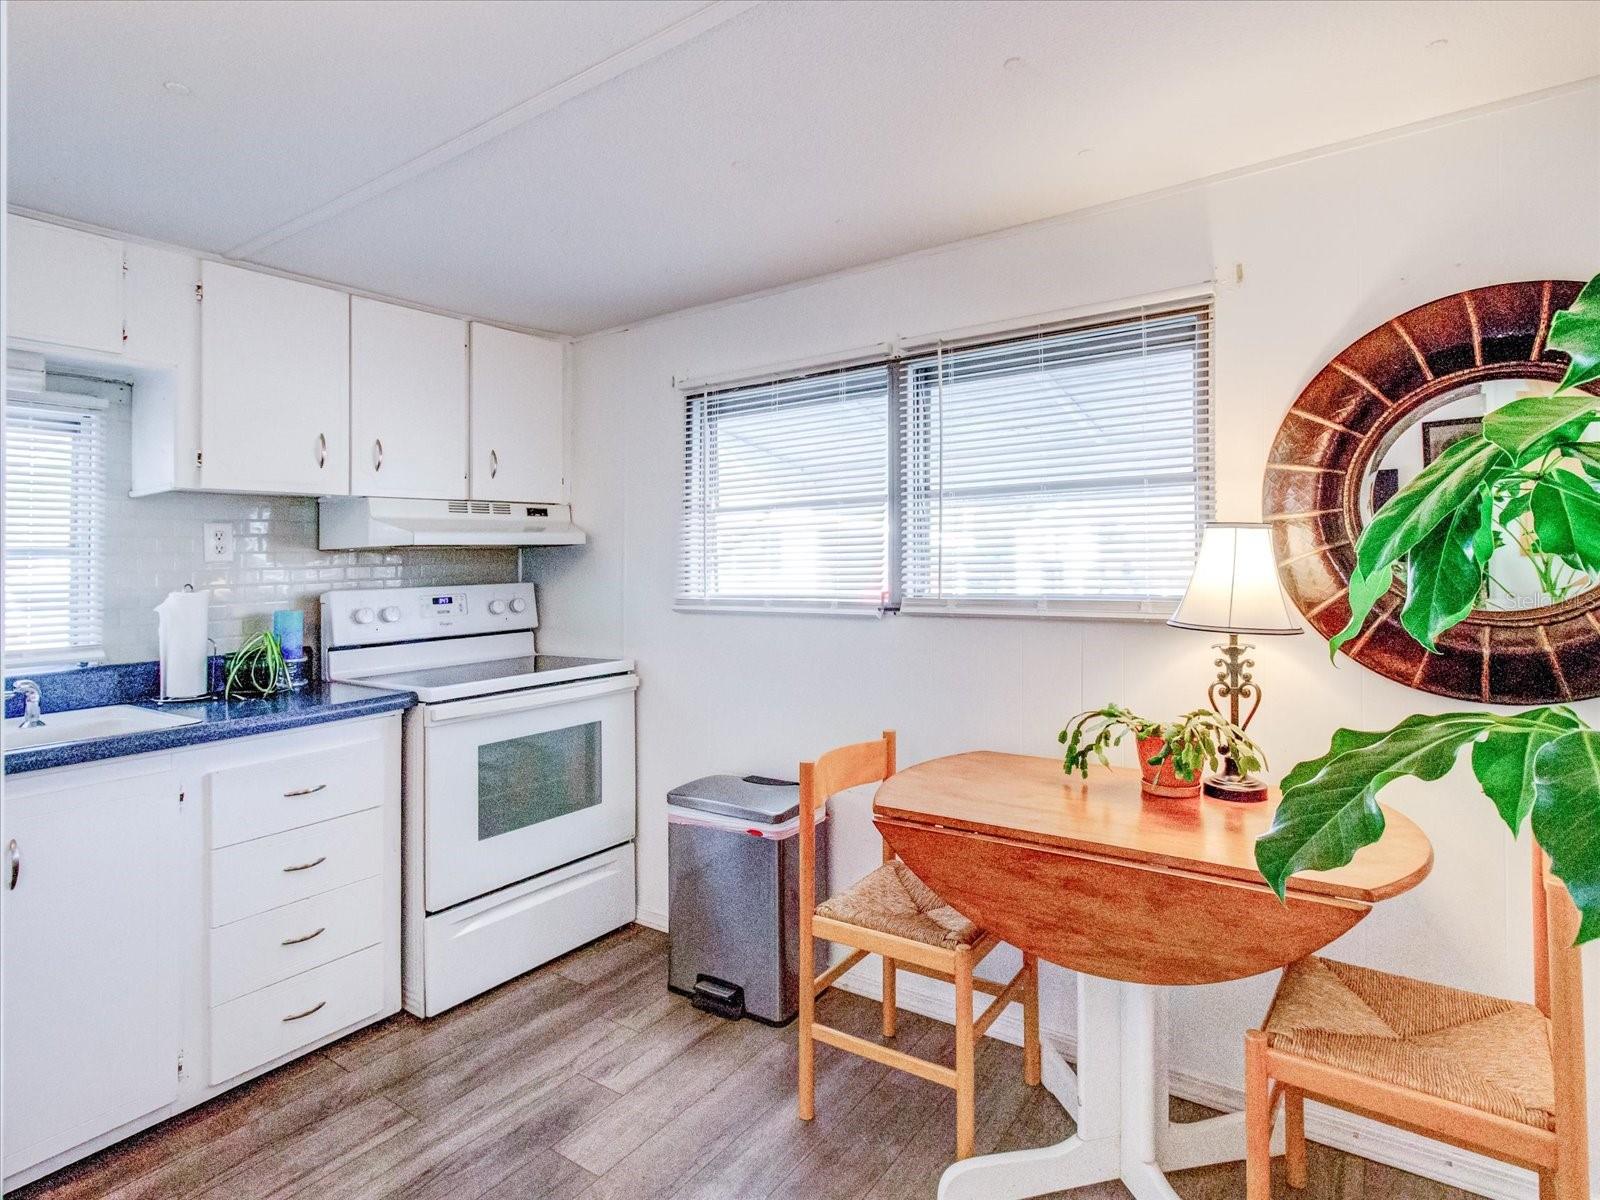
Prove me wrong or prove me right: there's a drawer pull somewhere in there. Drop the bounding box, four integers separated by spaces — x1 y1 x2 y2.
282 1000 327 1023
282 856 327 873
283 783 328 798
281 926 326 946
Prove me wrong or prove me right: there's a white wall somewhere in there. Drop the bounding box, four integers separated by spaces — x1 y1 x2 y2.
535 83 1600 1194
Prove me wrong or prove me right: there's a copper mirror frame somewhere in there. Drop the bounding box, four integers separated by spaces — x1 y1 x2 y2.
1262 280 1600 705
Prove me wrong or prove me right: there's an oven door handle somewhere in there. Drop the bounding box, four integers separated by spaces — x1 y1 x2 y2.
423 673 638 724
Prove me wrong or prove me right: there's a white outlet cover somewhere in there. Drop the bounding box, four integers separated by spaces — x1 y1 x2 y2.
204 522 235 564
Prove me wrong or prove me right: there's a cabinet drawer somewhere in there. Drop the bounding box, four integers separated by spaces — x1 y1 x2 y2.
210 809 382 926
209 945 383 1084
209 741 383 848
210 876 384 1005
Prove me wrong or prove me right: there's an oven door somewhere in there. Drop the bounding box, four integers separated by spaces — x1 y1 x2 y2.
421 673 637 912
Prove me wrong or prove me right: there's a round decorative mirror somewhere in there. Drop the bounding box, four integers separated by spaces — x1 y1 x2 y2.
1262 280 1600 704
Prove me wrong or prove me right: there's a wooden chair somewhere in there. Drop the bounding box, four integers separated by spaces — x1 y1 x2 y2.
1245 845 1589 1199
796 731 1041 1160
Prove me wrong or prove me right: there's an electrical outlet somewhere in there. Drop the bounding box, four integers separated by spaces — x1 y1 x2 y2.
204 523 235 564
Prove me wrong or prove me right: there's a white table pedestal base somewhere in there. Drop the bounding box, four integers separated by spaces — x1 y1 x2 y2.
939 974 1280 1200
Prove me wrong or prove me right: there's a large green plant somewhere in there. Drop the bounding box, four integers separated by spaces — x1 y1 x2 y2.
1256 275 1600 942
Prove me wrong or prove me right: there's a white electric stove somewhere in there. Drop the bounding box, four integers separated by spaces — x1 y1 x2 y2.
322 583 638 1017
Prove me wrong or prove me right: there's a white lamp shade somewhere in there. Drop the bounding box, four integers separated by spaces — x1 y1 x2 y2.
1169 523 1302 635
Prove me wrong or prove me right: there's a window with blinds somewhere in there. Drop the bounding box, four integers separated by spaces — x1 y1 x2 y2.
4 393 108 663
898 305 1213 616
679 365 891 611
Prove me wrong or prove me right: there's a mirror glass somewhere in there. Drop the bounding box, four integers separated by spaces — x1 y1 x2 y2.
1359 377 1599 613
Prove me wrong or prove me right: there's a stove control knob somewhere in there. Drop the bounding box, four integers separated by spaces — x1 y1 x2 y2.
379 606 402 623
352 607 376 625
488 599 508 615
509 597 529 614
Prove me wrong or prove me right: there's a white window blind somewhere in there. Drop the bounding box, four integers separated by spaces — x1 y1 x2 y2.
899 304 1213 616
4 391 108 663
679 365 890 612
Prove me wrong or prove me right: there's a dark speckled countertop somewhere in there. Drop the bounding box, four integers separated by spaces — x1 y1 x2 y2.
2 662 414 775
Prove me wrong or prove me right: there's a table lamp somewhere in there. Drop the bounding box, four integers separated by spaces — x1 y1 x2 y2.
1168 522 1302 802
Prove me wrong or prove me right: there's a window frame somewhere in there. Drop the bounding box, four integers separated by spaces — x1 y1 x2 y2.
676 296 1215 620
896 303 1215 619
4 385 111 666
677 363 894 615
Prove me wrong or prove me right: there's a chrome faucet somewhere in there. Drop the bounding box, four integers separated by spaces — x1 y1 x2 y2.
7 681 44 729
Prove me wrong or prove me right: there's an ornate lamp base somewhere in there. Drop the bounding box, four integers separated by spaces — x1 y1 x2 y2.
1204 632 1270 802
1203 774 1269 804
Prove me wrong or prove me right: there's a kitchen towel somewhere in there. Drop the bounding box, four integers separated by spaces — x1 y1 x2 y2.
155 589 211 699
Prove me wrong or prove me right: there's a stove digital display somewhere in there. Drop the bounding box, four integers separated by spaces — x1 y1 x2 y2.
425 594 463 617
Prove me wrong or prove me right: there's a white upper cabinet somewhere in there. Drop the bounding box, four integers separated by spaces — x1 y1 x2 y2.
126 243 203 494
2 764 180 1178
198 261 350 496
350 297 467 500
6 215 125 354
468 323 565 503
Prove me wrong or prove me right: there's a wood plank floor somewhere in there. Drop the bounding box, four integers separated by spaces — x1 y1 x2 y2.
12 926 1488 1200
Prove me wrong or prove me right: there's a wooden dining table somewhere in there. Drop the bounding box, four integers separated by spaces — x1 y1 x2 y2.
872 751 1433 1200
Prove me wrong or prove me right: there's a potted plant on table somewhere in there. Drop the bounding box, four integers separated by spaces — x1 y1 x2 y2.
1257 273 1600 942
1060 704 1265 800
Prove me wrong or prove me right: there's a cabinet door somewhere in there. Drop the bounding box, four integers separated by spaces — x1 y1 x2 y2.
199 261 350 496
125 243 203 493
350 297 467 499
6 215 124 354
1 768 180 1178
468 323 565 502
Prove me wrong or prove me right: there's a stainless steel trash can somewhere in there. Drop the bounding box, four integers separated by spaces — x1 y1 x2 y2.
667 773 828 1025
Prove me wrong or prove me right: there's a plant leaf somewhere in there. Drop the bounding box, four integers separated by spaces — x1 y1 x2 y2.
1497 487 1533 530
1532 729 1600 943
1256 713 1502 898
1355 435 1509 580
1327 562 1395 661
1482 392 1600 458
1471 705 1584 832
1530 468 1600 572
1548 274 1600 393
1399 485 1493 652
1566 442 1600 482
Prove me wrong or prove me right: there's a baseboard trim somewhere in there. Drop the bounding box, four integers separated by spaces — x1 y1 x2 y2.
633 905 669 933
831 963 1542 1200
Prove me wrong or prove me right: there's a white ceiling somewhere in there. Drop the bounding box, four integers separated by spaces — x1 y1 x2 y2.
9 0 1600 335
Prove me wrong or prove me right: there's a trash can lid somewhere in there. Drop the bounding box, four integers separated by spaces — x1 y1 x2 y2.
668 774 801 824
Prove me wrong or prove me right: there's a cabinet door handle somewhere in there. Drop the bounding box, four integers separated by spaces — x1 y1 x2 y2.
374 438 384 472
282 855 327 873
281 926 326 947
489 449 498 479
317 432 327 469
282 1000 327 1023
283 783 327 798
6 839 17 890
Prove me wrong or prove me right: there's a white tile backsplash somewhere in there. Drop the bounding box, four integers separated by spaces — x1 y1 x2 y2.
100 387 516 662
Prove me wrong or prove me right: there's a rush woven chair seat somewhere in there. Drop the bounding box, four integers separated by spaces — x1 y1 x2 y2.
1245 846 1588 1199
815 859 980 949
1263 957 1555 1129
797 732 1041 1160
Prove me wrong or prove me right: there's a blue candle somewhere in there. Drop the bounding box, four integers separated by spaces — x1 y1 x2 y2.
273 609 305 663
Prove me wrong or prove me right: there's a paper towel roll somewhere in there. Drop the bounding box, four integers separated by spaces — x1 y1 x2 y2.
155 589 211 699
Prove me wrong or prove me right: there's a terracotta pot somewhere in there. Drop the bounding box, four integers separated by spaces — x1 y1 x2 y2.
1136 734 1202 800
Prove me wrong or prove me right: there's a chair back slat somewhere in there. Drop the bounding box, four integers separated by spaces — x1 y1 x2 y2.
1540 855 1588 1181
797 732 897 914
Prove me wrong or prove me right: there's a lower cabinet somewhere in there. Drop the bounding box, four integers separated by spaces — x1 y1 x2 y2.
1 760 181 1180
0 715 402 1191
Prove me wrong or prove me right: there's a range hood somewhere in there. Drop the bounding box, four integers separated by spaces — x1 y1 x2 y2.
318 496 587 549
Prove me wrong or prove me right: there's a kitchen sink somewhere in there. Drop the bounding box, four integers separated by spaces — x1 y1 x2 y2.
3 705 203 752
